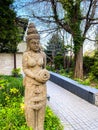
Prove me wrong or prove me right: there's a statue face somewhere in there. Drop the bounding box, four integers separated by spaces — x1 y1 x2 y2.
29 40 40 52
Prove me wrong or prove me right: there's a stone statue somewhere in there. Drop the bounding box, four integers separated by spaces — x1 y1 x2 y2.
22 23 50 130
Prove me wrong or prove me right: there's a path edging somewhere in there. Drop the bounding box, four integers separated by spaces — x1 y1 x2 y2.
50 71 98 105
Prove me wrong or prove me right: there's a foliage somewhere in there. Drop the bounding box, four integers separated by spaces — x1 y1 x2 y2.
0 75 63 130
46 50 98 88
0 76 29 130
94 50 98 61
90 61 98 79
0 75 24 106
74 78 91 86
15 17 28 40
83 56 94 75
0 0 21 53
12 68 22 77
45 33 66 70
89 50 98 79
44 106 64 130
0 78 8 89
59 68 73 78
46 65 55 72
54 54 64 69
45 33 65 58
0 103 30 130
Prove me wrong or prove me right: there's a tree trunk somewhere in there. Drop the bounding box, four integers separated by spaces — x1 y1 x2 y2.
64 52 66 69
14 52 16 69
74 46 83 79
13 53 17 77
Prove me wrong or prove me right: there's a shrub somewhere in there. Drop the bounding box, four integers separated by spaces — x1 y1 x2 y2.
90 50 98 79
75 78 90 86
0 75 24 106
90 61 98 79
0 104 63 130
83 56 94 75
46 65 55 72
44 106 64 130
0 78 9 105
0 101 30 130
94 50 98 61
12 68 22 77
54 55 64 70
0 78 8 89
0 75 63 130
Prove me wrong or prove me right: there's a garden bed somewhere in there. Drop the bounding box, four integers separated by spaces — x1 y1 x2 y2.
0 75 63 130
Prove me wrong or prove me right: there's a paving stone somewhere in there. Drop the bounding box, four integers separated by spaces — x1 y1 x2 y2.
47 81 98 130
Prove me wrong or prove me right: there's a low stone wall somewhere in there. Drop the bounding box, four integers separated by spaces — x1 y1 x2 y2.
50 71 98 106
0 53 23 75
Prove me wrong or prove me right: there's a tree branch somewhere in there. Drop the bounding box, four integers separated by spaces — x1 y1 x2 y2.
32 13 56 23
85 37 98 42
90 22 98 24
89 0 96 19
38 27 59 34
50 0 72 34
83 0 93 36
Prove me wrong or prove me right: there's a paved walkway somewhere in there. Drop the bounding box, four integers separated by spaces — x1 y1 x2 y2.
46 81 98 130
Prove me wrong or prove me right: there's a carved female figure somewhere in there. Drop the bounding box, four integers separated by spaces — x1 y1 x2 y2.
22 23 50 130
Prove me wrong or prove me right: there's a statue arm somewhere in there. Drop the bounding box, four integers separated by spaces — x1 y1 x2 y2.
23 67 35 79
22 53 35 79
42 52 46 69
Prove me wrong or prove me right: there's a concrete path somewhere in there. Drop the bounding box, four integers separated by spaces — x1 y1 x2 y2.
46 81 98 130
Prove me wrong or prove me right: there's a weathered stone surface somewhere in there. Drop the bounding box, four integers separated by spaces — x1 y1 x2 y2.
22 23 50 130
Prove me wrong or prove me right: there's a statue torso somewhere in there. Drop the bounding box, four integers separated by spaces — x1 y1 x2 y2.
24 51 45 74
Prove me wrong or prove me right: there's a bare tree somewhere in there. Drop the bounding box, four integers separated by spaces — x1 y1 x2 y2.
14 0 98 79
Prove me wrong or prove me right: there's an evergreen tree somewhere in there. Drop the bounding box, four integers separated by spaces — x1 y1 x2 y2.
46 33 65 57
45 33 65 69
0 0 20 52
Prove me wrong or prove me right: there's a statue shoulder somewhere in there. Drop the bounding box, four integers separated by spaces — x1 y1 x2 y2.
40 51 46 58
22 51 31 62
23 51 30 57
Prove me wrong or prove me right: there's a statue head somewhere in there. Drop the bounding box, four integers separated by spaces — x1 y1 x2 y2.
26 23 40 52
